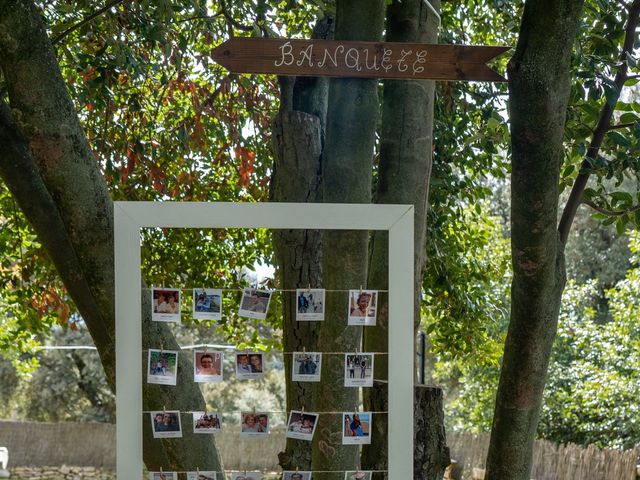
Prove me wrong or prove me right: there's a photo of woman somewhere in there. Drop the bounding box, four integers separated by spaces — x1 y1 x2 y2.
342 412 372 445
347 289 378 326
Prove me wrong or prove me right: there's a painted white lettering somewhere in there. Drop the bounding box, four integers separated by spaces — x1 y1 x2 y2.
317 45 344 68
412 49 428 75
275 41 294 67
381 48 393 72
345 48 361 70
296 44 314 67
397 49 412 72
364 48 380 71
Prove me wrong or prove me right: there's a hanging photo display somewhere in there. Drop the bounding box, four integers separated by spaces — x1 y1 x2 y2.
150 411 182 439
151 287 181 323
147 349 178 386
292 352 321 382
235 352 264 380
286 410 319 441
344 472 372 480
295 288 325 321
194 350 223 383
187 472 216 480
192 411 222 434
149 472 177 480
282 471 312 480
240 411 269 436
231 472 262 480
193 288 223 321
238 288 272 320
344 353 374 387
342 412 372 445
347 289 378 326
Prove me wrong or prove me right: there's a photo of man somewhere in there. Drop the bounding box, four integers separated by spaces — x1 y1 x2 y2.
238 288 272 320
347 289 378 326
296 288 325 321
194 350 223 383
193 288 222 320
151 411 182 439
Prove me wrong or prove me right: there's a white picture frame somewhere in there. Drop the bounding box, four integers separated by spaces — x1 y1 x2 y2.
114 202 414 479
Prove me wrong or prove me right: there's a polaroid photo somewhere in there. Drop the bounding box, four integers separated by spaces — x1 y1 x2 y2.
238 288 272 320
286 410 319 441
147 349 179 386
292 352 321 382
344 472 372 480
282 471 312 480
296 289 325 321
236 352 264 380
342 412 372 445
240 411 269 437
150 411 183 439
187 473 216 480
193 288 222 321
149 472 177 480
152 287 181 323
344 353 374 387
187 472 217 480
231 472 262 480
347 289 378 326
194 350 223 383
192 411 222 434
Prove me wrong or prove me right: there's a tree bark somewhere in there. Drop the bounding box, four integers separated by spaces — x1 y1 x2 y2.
414 386 450 480
485 1 585 479
362 1 444 478
0 0 223 473
311 2 385 479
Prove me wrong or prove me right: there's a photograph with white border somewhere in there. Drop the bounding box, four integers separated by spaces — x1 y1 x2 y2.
295 288 325 321
282 471 312 480
194 350 223 383
152 287 181 323
240 411 269 436
147 349 178 386
344 472 371 480
236 352 264 380
342 412 372 445
231 472 262 480
150 411 182 439
286 410 319 441
187 472 216 480
347 289 378 326
344 353 374 387
292 352 321 382
238 288 272 320
192 411 221 434
193 288 222 321
149 472 177 480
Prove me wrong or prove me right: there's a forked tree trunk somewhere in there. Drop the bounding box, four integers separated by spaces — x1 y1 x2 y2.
362 1 447 478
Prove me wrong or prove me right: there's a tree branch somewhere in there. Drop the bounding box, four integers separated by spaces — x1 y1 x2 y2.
582 198 640 217
51 0 125 45
616 0 631 10
219 0 253 33
558 0 640 244
608 122 635 130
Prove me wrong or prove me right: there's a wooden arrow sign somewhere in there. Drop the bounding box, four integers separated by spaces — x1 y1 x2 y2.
212 38 509 82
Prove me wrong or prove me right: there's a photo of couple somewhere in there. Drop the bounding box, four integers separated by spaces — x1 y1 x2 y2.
147 349 178 386
344 353 374 387
296 288 325 321
152 287 181 323
193 288 222 321
236 352 264 380
151 411 182 439
292 352 321 382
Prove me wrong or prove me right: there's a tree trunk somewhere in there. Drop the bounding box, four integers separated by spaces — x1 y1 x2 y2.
485 1 584 479
414 386 450 480
362 1 445 478
0 0 223 473
311 2 385 479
